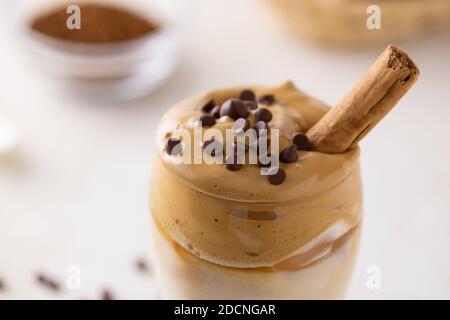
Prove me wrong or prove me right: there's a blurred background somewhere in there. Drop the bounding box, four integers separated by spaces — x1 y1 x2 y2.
0 0 449 299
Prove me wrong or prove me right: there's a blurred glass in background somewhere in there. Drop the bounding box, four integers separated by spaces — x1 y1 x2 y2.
269 0 450 47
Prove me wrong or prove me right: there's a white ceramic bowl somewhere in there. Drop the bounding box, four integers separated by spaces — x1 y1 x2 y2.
7 0 187 102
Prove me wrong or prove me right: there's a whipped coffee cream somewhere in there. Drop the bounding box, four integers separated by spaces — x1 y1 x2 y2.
152 82 362 269
149 47 419 299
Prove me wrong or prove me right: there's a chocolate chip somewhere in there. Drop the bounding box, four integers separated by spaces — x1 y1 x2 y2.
220 99 249 120
201 99 216 112
267 167 286 185
36 273 60 291
249 137 270 156
165 137 182 155
220 99 238 119
244 101 258 110
203 139 214 149
234 102 249 119
225 154 242 171
254 108 273 123
203 139 223 157
293 133 310 151
233 118 250 134
254 121 270 136
254 121 269 131
280 144 299 163
248 138 258 152
239 89 256 102
233 141 249 156
258 153 278 168
199 114 216 127
211 106 221 118
259 94 275 105
248 139 258 152
101 289 114 300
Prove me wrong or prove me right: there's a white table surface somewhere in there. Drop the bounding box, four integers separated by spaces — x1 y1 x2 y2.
1 0 449 300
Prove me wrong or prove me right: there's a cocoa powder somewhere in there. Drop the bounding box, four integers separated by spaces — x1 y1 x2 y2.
30 4 158 43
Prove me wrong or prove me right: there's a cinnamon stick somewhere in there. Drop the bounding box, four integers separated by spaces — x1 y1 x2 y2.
307 45 420 154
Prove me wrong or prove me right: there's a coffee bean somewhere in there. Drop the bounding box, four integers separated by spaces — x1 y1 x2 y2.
225 154 242 171
101 289 114 300
201 99 216 112
293 133 310 150
254 108 273 123
36 273 60 291
280 144 299 163
165 138 182 155
47 280 59 291
267 167 286 185
259 94 275 105
211 106 221 118
136 259 149 272
220 99 248 120
239 89 256 102
233 118 250 134
199 114 216 127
